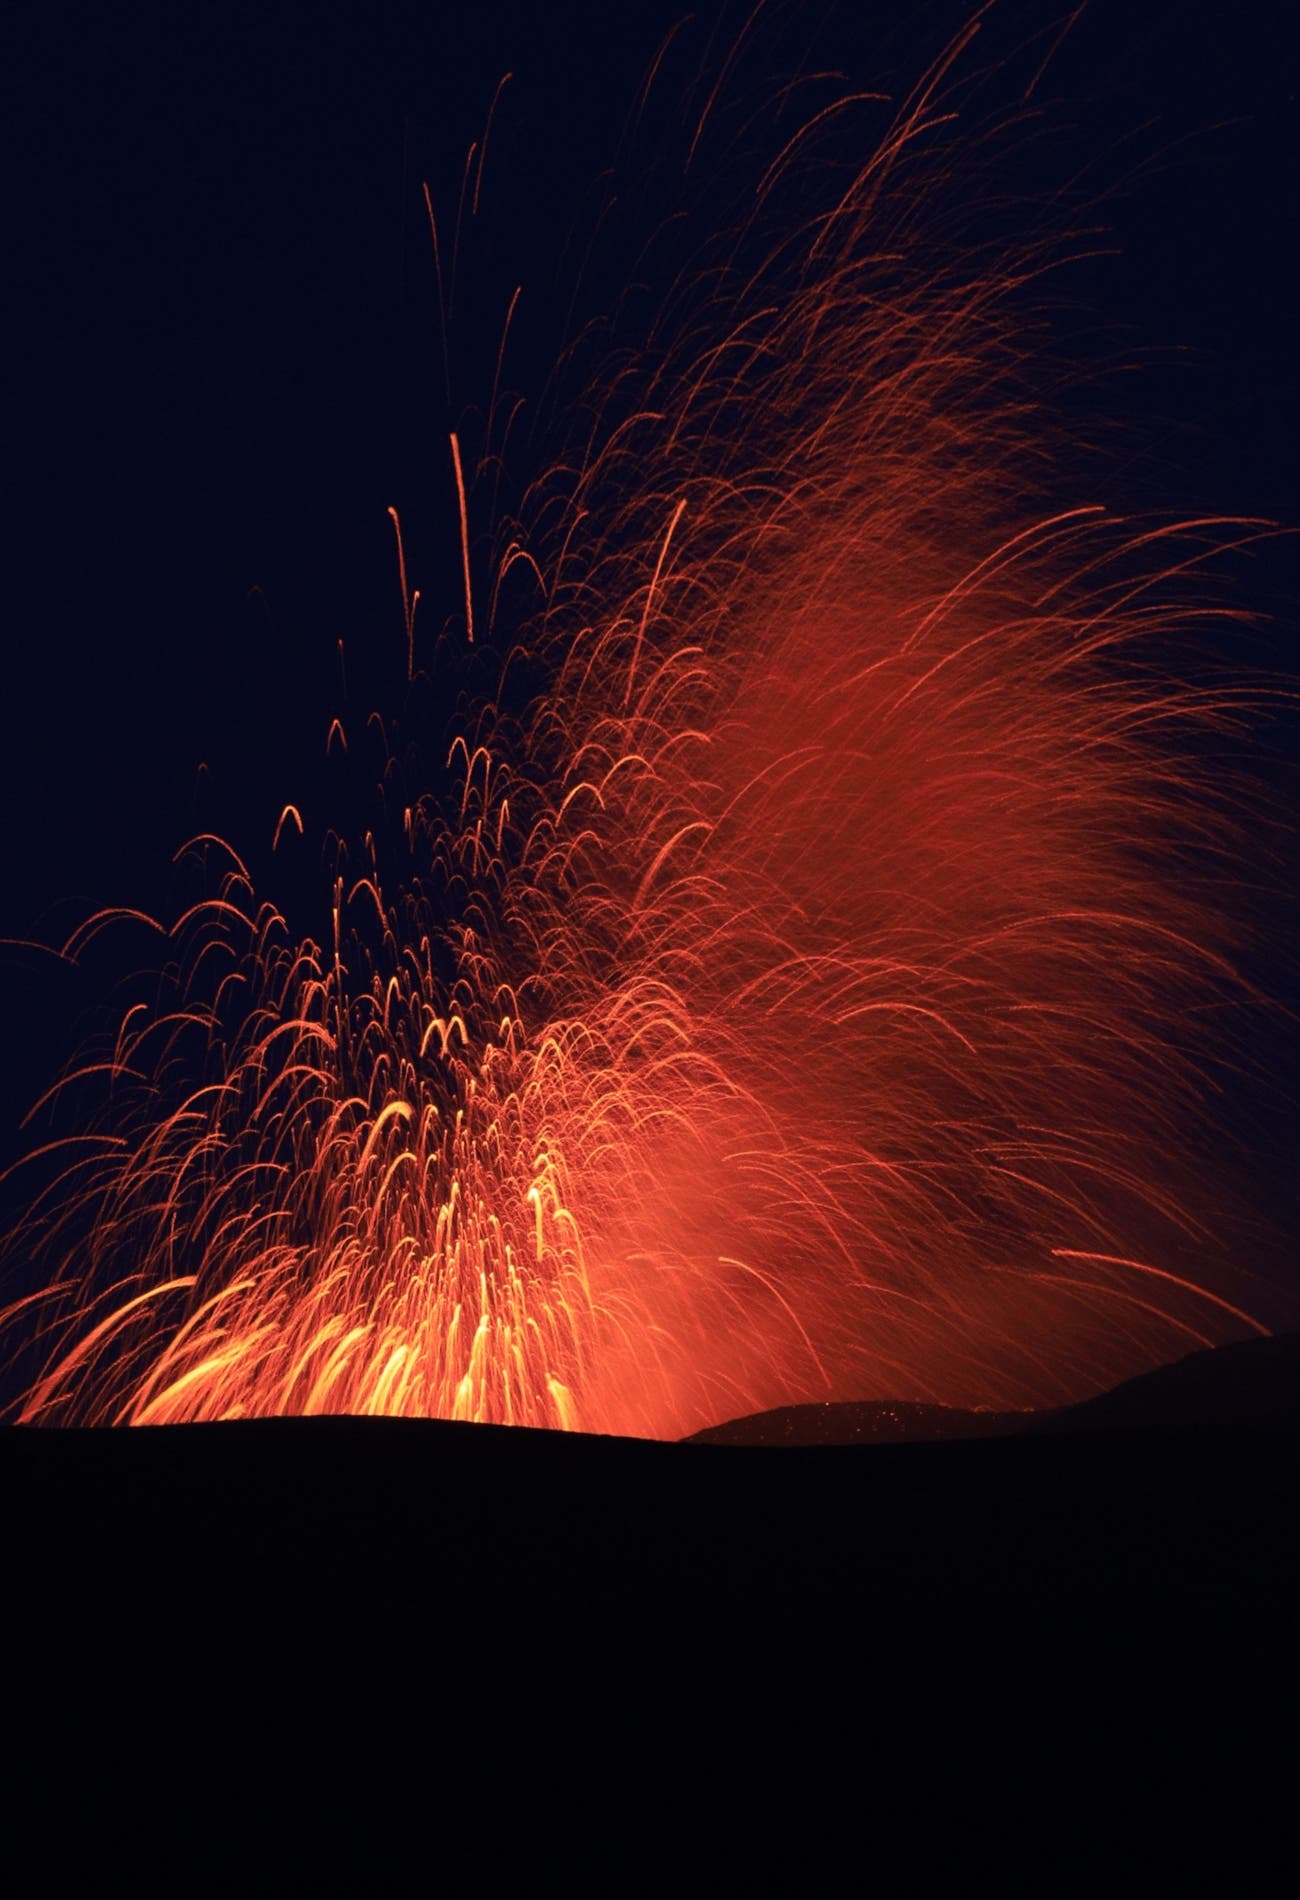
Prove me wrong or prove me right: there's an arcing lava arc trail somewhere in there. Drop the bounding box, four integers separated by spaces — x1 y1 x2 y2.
0 8 1293 1439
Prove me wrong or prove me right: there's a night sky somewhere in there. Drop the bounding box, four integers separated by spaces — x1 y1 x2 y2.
2 0 1297 1348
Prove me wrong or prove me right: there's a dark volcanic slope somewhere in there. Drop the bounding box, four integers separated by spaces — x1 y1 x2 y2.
1032 1332 1300 1434
688 1396 1033 1445
688 1333 1300 1445
3 1336 1297 1889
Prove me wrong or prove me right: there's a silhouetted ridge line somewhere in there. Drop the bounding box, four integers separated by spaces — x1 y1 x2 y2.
686 1334 1300 1445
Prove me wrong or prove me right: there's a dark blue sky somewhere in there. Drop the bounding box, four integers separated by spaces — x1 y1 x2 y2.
1 0 1296 1270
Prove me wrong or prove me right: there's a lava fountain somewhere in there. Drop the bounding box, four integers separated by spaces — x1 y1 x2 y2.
0 16 1285 1437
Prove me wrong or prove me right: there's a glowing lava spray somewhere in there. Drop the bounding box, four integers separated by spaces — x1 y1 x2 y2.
0 18 1283 1436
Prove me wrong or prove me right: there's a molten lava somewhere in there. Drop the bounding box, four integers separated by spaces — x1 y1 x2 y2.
0 22 1278 1437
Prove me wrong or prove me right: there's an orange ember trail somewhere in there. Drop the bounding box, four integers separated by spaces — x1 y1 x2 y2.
0 25 1285 1438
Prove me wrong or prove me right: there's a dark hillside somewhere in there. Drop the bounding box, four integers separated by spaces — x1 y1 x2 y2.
4 1336 1296 1888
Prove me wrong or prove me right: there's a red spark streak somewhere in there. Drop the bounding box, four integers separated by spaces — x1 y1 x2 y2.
0 32 1283 1437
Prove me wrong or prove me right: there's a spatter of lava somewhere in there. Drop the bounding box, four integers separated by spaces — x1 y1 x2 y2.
1 25 1274 1436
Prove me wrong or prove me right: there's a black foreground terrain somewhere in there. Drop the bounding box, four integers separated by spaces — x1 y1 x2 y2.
4 1336 1297 1890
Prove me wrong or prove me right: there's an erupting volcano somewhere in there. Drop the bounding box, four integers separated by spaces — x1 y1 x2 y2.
1 7 1290 1439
